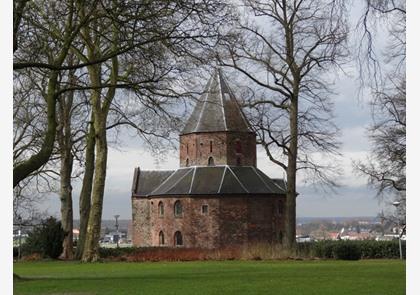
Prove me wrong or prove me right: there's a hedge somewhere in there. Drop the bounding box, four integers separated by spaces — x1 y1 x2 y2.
98 240 405 261
297 240 406 260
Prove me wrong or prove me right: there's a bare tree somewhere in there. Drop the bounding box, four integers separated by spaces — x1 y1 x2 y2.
355 0 406 220
13 0 100 188
357 0 405 89
218 0 349 248
13 62 61 224
70 1 230 261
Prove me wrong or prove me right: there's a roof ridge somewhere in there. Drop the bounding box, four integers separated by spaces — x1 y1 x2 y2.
251 166 274 193
218 69 228 130
194 77 212 133
217 166 228 193
188 167 197 194
220 70 253 132
150 169 191 195
227 166 249 193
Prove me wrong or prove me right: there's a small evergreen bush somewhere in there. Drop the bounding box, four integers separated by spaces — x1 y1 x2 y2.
22 217 65 259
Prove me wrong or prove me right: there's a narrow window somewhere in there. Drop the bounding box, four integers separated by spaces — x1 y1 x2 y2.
236 156 241 166
174 200 182 217
174 231 183 246
278 200 283 216
159 231 165 245
187 144 189 155
210 140 213 153
202 204 209 215
208 156 214 166
235 140 242 153
158 201 164 217
186 158 189 167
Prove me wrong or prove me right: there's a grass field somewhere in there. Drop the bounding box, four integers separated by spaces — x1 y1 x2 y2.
14 259 405 295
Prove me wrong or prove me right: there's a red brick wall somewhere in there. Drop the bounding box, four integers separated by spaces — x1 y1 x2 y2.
179 131 256 167
132 198 152 246
132 195 285 248
226 132 256 166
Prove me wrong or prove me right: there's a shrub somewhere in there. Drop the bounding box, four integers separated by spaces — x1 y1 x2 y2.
22 217 65 259
240 243 293 260
13 247 19 258
98 240 405 262
311 240 336 258
358 240 405 259
332 242 361 260
298 240 405 260
99 246 242 262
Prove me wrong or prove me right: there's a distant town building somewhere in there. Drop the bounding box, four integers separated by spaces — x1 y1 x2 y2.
131 69 287 248
72 229 79 241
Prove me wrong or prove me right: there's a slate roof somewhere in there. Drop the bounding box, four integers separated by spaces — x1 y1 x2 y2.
131 168 174 196
181 68 254 135
132 166 286 197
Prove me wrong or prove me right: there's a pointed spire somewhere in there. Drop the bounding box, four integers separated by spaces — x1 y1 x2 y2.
181 68 253 135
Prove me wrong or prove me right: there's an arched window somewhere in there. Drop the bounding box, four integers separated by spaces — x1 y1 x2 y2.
174 231 183 246
186 158 189 167
174 200 182 217
278 231 283 244
159 231 165 245
208 156 215 166
236 156 241 166
158 201 164 217
210 140 213 153
235 139 242 153
278 200 283 216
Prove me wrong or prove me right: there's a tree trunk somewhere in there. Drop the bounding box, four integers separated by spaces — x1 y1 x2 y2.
82 119 107 262
59 148 74 259
13 2 77 188
284 96 298 249
13 0 29 52
75 120 95 260
80 9 118 261
58 84 75 260
13 71 59 188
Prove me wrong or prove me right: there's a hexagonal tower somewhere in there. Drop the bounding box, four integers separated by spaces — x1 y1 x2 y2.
131 68 287 249
179 69 257 168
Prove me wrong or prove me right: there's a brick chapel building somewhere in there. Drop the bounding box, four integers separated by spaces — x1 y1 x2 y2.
131 69 287 248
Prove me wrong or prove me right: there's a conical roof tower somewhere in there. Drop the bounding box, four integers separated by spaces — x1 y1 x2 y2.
181 68 254 135
180 69 256 167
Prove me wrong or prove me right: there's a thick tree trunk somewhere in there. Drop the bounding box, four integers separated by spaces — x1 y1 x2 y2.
13 71 59 188
59 149 74 259
79 10 117 261
284 97 298 249
58 84 75 260
13 0 29 52
13 3 77 188
82 120 107 262
75 121 95 260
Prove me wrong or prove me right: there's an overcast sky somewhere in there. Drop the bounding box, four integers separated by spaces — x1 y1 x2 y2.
36 1 390 220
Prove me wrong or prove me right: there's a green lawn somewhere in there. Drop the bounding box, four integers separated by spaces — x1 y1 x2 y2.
14 259 405 295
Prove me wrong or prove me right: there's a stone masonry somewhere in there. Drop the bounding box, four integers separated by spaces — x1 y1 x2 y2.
131 69 287 249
